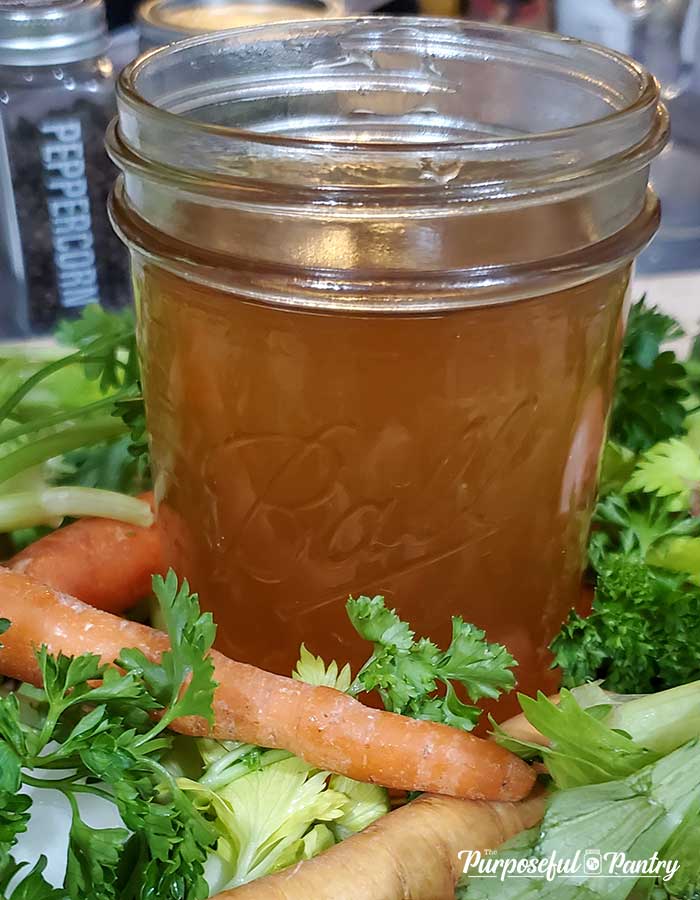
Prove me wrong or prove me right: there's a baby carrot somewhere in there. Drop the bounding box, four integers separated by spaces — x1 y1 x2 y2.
7 492 165 614
0 569 535 802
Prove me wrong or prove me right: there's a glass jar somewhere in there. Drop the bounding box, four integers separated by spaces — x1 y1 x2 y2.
136 0 341 50
108 19 667 707
0 0 130 339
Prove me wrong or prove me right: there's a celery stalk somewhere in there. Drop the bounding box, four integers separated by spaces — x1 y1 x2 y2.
0 487 153 531
572 680 700 755
606 680 700 754
0 419 126 486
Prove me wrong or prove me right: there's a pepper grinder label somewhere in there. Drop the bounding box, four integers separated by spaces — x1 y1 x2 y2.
40 118 100 309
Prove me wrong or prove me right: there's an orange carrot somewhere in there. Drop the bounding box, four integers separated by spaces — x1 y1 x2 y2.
0 569 535 802
7 492 165 614
221 711 546 898
217 790 545 900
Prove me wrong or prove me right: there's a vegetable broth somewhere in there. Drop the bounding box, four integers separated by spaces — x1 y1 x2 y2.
137 261 629 710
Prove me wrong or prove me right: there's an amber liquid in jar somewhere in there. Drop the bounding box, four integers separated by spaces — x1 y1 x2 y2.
137 260 628 712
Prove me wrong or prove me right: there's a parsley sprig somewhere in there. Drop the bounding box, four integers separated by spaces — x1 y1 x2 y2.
0 572 218 900
551 552 700 693
609 297 690 452
347 595 516 731
551 296 700 694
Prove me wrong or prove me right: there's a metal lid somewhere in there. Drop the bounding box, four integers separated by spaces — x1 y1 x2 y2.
0 0 109 66
137 0 337 49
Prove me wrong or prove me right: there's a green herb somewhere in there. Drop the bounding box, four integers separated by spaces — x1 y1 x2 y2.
118 571 217 730
55 306 139 392
113 391 149 479
0 571 218 900
0 856 67 900
592 492 700 559
551 552 700 693
0 305 149 539
598 441 637 497
609 298 689 453
347 595 516 731
552 299 700 691
0 419 126 488
59 437 147 496
54 306 147 477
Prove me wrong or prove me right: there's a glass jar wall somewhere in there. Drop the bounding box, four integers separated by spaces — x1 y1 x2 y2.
108 18 667 710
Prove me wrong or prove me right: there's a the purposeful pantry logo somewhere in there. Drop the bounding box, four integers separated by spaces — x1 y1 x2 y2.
459 849 680 884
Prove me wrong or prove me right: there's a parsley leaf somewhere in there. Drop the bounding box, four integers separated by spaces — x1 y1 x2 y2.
593 492 700 559
440 616 518 702
65 806 128 900
610 298 689 453
0 743 21 794
598 441 637 497
118 571 217 728
0 855 67 900
0 570 219 900
112 389 149 479
551 552 700 693
55 306 147 472
0 793 31 854
0 694 29 760
347 596 516 730
56 305 138 395
58 437 148 496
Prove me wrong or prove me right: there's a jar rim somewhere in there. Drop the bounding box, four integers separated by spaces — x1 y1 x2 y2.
108 16 667 305
110 17 667 201
117 16 658 154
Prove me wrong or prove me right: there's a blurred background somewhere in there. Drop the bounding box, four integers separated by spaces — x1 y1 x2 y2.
105 0 549 29
1 0 698 339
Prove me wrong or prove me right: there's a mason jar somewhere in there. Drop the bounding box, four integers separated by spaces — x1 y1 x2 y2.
0 0 131 339
107 19 667 707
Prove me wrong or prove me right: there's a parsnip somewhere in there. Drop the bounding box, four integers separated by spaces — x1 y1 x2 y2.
219 790 545 900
